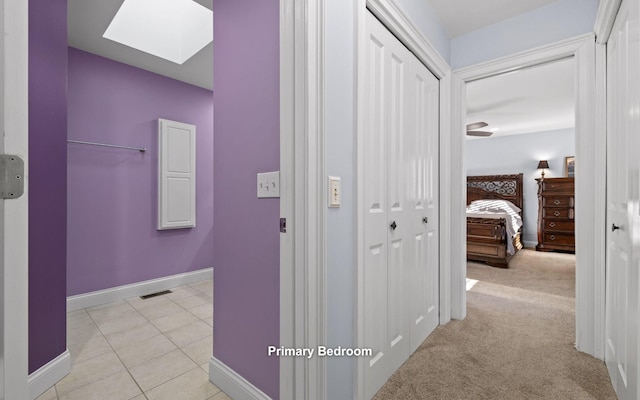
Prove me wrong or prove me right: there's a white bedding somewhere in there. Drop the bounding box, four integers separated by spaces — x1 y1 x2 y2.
466 200 523 255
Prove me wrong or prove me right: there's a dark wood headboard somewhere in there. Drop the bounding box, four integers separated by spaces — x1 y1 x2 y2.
467 174 524 214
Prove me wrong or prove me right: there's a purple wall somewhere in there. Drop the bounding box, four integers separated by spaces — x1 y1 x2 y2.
212 0 280 398
67 48 214 295
29 0 68 374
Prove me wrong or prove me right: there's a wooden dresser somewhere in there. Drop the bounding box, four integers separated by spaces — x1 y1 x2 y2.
536 177 575 253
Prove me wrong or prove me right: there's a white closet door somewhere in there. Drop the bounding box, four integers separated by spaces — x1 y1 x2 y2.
407 54 440 352
605 0 639 398
158 118 196 230
363 10 439 399
363 10 409 399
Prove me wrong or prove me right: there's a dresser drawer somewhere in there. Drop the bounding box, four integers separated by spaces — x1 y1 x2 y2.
543 196 574 207
540 179 574 193
543 233 575 246
543 219 574 232
543 208 574 219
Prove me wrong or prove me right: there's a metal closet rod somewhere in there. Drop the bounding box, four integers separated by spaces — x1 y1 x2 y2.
67 139 146 153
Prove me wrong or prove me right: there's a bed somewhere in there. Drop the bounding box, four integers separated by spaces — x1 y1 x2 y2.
466 174 524 268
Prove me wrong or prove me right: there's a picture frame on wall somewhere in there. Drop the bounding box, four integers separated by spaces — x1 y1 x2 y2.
565 156 575 177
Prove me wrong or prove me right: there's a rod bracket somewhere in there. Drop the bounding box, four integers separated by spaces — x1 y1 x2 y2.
0 154 25 199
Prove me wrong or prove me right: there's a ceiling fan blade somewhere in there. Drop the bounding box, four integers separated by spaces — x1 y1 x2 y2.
466 130 493 137
466 122 488 130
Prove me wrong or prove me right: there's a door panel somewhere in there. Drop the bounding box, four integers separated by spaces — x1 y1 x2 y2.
408 55 439 352
364 19 389 391
606 0 640 398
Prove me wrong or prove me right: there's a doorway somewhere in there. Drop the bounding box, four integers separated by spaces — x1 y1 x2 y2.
452 34 606 359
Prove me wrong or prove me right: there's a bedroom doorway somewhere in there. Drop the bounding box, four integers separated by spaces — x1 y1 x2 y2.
463 57 578 347
454 35 606 357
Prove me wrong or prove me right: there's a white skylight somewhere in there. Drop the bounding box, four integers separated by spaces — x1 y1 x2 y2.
103 0 213 65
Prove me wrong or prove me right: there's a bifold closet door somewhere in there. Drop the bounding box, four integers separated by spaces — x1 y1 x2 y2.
363 10 439 399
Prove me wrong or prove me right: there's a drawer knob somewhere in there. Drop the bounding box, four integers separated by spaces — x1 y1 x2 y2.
550 235 556 240
549 222 556 228
554 200 561 205
554 211 561 217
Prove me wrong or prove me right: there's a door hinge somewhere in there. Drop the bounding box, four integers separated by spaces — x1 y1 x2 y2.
0 154 25 199
280 217 287 233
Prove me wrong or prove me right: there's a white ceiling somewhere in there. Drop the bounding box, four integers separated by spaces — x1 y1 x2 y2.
429 0 560 38
68 0 213 90
466 57 575 139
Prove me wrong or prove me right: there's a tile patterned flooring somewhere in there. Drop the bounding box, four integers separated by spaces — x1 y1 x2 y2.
37 280 229 400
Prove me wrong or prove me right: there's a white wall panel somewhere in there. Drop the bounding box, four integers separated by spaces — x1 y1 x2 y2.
158 118 196 230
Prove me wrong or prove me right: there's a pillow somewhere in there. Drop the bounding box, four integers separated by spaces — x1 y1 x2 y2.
469 199 521 213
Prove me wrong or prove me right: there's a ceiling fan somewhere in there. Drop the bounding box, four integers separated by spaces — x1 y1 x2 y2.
466 122 493 137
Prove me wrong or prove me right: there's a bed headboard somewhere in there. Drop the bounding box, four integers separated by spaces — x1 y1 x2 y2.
467 174 524 214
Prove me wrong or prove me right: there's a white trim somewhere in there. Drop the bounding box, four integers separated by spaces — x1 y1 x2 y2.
594 0 622 44
3 0 30 398
209 357 271 400
356 0 452 398
279 0 326 398
67 268 213 311
452 34 605 359
456 33 594 82
523 241 539 249
447 72 467 321
28 350 70 400
355 3 367 398
438 73 453 324
593 42 607 359
366 0 448 78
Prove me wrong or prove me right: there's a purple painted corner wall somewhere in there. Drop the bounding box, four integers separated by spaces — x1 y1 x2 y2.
29 0 68 374
212 0 280 398
67 48 214 295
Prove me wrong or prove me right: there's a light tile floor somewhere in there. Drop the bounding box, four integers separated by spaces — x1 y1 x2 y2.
37 279 230 400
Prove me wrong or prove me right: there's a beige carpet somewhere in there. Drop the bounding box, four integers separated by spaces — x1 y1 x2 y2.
374 249 617 400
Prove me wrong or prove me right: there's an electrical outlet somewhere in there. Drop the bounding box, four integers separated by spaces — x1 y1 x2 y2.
328 176 341 207
257 171 280 198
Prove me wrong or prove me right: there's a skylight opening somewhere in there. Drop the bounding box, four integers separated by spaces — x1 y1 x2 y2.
103 0 213 65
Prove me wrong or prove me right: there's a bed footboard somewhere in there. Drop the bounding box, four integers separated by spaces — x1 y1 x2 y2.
466 217 517 268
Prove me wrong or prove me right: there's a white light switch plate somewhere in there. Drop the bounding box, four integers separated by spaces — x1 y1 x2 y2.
257 171 280 198
328 176 341 207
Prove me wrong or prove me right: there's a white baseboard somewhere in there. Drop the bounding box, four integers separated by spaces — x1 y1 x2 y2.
28 349 71 400
523 241 538 249
67 268 213 312
209 357 271 400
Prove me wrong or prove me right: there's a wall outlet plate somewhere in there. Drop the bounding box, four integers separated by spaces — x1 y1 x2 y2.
257 171 280 198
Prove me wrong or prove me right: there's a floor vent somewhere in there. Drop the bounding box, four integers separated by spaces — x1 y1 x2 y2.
140 290 173 299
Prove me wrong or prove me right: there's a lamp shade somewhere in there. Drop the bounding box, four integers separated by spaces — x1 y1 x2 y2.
537 160 550 169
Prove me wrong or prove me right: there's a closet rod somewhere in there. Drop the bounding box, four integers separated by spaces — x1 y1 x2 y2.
67 139 146 153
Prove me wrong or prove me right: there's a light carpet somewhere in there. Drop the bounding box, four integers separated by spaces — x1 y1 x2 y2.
374 249 616 399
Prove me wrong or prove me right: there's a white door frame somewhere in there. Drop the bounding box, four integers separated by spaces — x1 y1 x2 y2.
2 0 30 398
279 0 327 399
453 34 606 359
356 1 453 398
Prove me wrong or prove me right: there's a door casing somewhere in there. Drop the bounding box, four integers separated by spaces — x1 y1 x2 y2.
2 0 30 398
454 34 605 358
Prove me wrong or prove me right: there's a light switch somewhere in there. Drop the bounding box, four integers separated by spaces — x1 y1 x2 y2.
328 176 341 207
257 171 280 198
